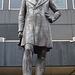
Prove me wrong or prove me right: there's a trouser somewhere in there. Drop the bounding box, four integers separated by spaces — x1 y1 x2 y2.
22 44 47 75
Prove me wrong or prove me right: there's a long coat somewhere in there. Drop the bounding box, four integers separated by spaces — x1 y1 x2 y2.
18 0 61 52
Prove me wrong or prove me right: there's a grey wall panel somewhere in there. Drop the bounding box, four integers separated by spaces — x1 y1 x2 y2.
4 10 19 23
46 42 63 66
58 42 71 65
52 10 72 25
0 25 18 40
0 11 5 23
9 11 19 23
67 42 75 65
0 24 73 40
0 43 5 66
0 0 75 40
0 42 75 66
0 10 72 25
51 25 72 40
71 10 75 24
0 10 19 24
0 0 75 67
72 25 75 37
46 42 75 66
32 54 37 66
5 42 37 66
5 42 24 66
5 11 11 23
3 0 9 10
67 0 73 9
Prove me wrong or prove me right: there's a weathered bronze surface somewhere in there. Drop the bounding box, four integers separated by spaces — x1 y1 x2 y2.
18 0 61 49
18 0 61 75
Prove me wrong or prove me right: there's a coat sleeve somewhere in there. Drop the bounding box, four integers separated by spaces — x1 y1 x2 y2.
18 0 26 32
49 0 61 23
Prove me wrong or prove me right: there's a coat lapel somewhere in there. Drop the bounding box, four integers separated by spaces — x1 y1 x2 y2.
28 0 37 5
36 0 48 7
28 0 48 7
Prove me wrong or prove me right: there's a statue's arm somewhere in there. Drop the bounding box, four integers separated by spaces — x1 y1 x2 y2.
18 0 26 32
45 0 61 23
49 0 61 23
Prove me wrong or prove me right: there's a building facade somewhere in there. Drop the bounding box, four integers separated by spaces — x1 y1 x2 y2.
0 0 75 67
0 0 75 41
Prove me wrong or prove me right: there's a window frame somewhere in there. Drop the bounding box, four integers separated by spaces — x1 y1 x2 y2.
0 0 3 10
54 0 68 10
9 0 21 10
72 0 75 9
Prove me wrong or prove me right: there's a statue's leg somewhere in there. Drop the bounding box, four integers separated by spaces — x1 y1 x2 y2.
22 44 33 75
35 47 47 75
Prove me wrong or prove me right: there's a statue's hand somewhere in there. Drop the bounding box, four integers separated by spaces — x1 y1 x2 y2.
18 31 23 38
45 12 52 23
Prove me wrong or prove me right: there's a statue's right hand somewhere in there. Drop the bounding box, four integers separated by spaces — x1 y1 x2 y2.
18 31 23 38
45 12 53 23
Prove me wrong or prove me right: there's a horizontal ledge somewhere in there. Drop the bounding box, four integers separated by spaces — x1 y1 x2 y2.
0 24 75 25
3 40 73 42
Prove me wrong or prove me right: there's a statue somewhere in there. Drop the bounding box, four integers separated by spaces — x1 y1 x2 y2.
18 0 61 75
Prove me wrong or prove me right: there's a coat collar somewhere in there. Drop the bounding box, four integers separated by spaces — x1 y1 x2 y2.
28 0 48 6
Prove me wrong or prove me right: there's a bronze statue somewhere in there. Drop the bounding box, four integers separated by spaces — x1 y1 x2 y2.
18 0 61 75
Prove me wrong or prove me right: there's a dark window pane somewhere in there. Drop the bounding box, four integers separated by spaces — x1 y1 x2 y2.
10 0 22 8
0 0 2 9
54 0 67 8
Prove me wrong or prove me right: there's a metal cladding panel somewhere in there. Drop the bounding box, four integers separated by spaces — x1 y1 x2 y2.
0 0 75 67
9 11 19 23
0 25 18 40
0 0 75 40
53 10 72 25
0 42 5 66
5 42 24 66
67 42 75 65
67 0 73 9
4 11 11 23
3 42 37 66
0 11 5 23
0 24 73 40
0 42 75 66
51 25 72 40
46 42 62 66
47 42 75 66
71 10 75 24
3 0 9 10
72 25 75 37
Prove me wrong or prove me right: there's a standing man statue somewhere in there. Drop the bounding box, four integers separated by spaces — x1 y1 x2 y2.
18 0 61 75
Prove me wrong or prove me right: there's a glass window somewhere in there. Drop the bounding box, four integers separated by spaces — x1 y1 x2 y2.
9 0 67 9
0 0 2 9
73 0 75 9
9 0 22 9
53 0 67 9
